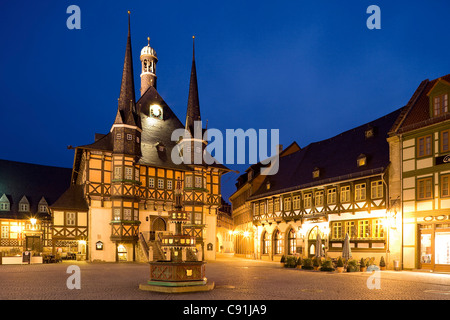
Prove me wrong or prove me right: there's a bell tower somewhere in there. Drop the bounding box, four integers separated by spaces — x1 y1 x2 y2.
140 37 158 96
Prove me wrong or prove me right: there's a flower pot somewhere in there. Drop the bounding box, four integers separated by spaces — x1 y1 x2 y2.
313 266 320 271
360 267 367 272
336 267 344 273
380 266 386 271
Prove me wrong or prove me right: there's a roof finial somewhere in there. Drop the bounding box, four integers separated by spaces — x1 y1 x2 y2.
192 35 195 60
147 37 150 46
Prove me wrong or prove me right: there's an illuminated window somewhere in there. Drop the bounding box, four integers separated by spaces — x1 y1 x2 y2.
371 181 383 199
268 199 273 214
327 188 336 204
433 93 448 117
357 154 367 167
148 177 155 188
284 197 291 211
417 135 432 157
114 167 122 179
167 180 173 190
66 212 76 226
274 198 280 211
441 175 450 198
331 222 342 240
123 208 132 220
315 191 324 206
273 230 283 255
418 177 433 200
355 183 366 201
293 195 300 210
358 220 370 238
125 167 133 180
158 179 164 189
372 219 385 238
345 221 355 238
262 231 270 254
113 208 121 221
1 226 9 238
185 176 193 188
341 186 350 202
303 193 312 208
288 228 296 255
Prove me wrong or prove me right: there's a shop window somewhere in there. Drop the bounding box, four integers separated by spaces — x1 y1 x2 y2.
315 191 324 206
284 197 291 211
262 231 270 254
435 231 450 265
355 183 366 201
331 222 342 240
358 220 370 238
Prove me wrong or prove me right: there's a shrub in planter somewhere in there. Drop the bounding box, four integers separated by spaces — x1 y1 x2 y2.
280 255 286 264
360 258 367 272
336 256 345 273
302 258 314 270
320 258 335 272
379 256 386 270
347 259 359 272
312 257 321 270
285 256 297 268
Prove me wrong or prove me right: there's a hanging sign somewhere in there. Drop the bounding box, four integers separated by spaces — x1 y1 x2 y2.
435 154 450 166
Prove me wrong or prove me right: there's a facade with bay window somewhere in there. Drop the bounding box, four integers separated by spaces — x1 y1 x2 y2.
388 74 450 272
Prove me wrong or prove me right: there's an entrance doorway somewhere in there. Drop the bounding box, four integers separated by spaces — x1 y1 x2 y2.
26 236 41 252
307 226 325 258
151 217 166 241
117 244 128 261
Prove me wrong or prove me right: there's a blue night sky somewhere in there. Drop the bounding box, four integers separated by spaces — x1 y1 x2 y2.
1 1 450 202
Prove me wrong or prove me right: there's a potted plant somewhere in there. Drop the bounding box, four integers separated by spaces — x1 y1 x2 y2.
336 256 344 273
379 256 386 270
302 257 314 270
313 257 320 271
360 258 367 272
280 255 286 264
320 258 335 272
347 259 358 272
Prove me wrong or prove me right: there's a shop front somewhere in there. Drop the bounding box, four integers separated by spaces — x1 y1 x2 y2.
419 218 450 272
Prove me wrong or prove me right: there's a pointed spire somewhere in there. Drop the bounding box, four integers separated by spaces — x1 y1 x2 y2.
117 11 137 125
185 36 201 135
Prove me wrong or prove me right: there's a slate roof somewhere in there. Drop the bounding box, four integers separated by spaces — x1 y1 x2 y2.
0 160 72 219
390 74 450 134
50 184 89 211
249 107 404 200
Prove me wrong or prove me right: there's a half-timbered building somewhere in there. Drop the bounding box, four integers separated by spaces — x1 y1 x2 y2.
0 160 72 259
388 74 450 272
245 108 404 266
49 14 229 262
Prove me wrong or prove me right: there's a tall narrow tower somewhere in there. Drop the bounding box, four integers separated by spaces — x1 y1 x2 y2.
140 37 158 96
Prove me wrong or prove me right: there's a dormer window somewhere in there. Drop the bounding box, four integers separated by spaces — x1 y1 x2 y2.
19 196 30 212
365 126 374 139
266 181 271 190
0 194 10 211
38 197 48 213
357 154 367 167
433 93 448 117
312 167 320 179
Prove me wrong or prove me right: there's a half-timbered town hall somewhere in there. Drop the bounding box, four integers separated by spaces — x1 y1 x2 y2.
48 13 230 262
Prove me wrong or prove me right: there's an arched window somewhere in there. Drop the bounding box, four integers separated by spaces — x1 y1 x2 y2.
287 228 297 255
273 229 283 255
262 231 270 254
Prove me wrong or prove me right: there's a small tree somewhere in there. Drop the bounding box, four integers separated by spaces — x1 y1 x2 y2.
360 258 366 268
337 256 344 268
280 255 286 263
296 256 303 267
379 256 386 267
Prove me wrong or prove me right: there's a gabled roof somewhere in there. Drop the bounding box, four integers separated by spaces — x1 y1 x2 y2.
391 74 450 134
0 160 72 219
249 107 403 200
